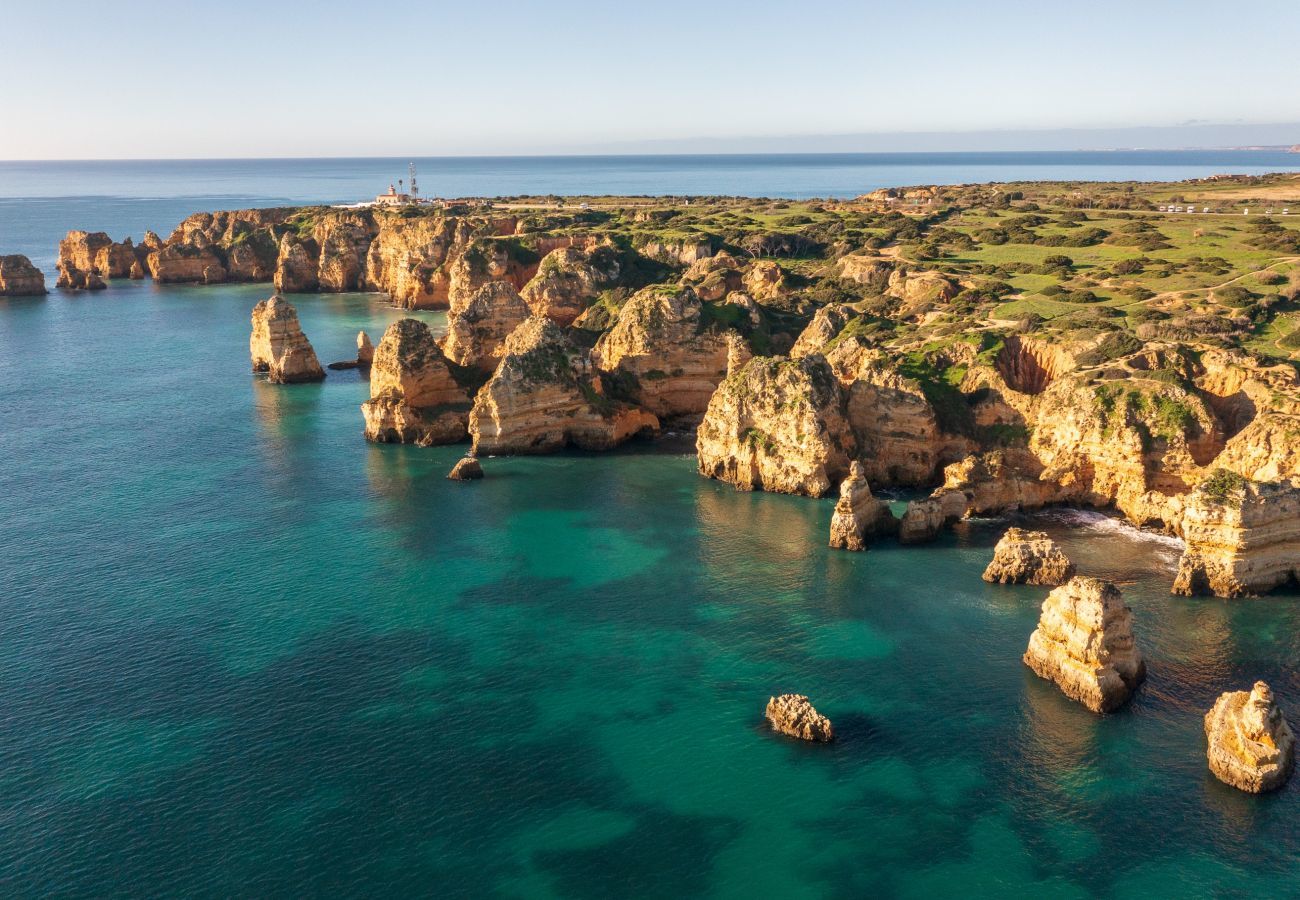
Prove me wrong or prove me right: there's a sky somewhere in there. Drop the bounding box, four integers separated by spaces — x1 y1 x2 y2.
3 0 1299 159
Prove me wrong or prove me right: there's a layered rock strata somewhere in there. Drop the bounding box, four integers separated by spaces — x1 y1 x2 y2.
828 461 897 550
1023 576 1146 713
361 318 470 445
983 527 1075 586
469 317 658 455
764 694 834 742
249 296 325 384
442 281 531 372
0 255 47 295
1205 681 1296 793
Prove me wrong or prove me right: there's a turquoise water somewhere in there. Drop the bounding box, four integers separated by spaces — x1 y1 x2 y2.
2 281 1299 897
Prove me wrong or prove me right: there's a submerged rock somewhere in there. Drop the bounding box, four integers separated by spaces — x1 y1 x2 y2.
447 457 485 481
828 461 897 551
362 318 470 445
983 527 1075 586
1205 681 1296 793
249 295 325 384
1023 576 1146 713
0 255 47 296
764 694 834 742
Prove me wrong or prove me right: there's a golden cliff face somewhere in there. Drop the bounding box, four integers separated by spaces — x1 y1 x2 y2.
441 281 531 373
696 354 853 498
520 245 620 326
0 255 47 296
591 285 733 422
56 231 142 288
1205 681 1296 793
1023 576 1146 714
249 296 325 384
361 318 470 446
1172 473 1300 597
468 317 658 455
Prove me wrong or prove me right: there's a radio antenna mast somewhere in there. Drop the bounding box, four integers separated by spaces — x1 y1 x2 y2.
409 162 419 200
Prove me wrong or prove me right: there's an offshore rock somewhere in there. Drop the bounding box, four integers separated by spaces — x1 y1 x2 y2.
249 296 325 384
362 318 470 445
447 457 485 481
591 285 732 421
0 255 47 295
764 694 833 742
469 316 658 455
983 527 1076 586
1023 576 1146 713
56 230 138 283
357 330 375 366
1205 681 1296 793
696 354 854 498
828 461 898 551
898 490 968 544
1173 473 1300 598
442 281 531 372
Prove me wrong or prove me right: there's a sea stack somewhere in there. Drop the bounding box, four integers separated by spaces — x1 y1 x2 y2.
828 461 897 551
249 295 325 383
0 255 47 296
361 318 470 446
983 527 1075 585
447 457 484 481
764 694 834 743
1023 576 1146 713
356 330 375 367
1205 681 1296 793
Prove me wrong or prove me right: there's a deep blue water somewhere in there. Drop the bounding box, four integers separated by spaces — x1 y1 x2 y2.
2 158 1300 897
3 151 1299 271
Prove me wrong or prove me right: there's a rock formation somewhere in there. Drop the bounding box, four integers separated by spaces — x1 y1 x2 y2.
696 354 853 498
1023 576 1146 713
0 255 47 295
764 694 834 742
828 461 897 550
442 281 531 372
982 527 1076 585
790 304 855 359
248 296 325 384
591 285 733 421
361 318 470 445
1173 473 1300 598
1205 681 1296 793
520 246 619 326
357 331 375 366
447 457 485 481
469 316 658 455
56 231 139 288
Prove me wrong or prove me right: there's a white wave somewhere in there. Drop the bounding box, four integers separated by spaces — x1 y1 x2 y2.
1035 507 1185 551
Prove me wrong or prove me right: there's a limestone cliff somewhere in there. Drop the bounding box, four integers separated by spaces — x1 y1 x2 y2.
1172 473 1300 598
1205 681 1295 793
591 285 733 422
828 461 897 550
520 246 620 326
56 231 139 285
362 318 470 445
982 527 1075 585
696 354 853 498
0 255 47 295
1023 576 1146 713
442 281 531 372
469 317 658 455
764 694 833 742
249 296 325 384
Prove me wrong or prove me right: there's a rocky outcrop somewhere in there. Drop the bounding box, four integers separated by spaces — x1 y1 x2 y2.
886 268 958 316
447 457 484 481
834 254 894 289
790 304 854 359
56 231 139 286
1172 473 1300 598
742 260 788 301
273 234 318 293
150 243 226 284
1205 681 1296 793
0 255 47 295
828 461 897 550
982 527 1075 585
696 354 853 498
361 318 470 445
520 246 619 326
249 296 325 384
591 285 732 421
447 239 542 312
1023 576 1146 713
441 281 531 372
357 331 374 366
469 317 658 455
764 694 833 742
899 490 968 544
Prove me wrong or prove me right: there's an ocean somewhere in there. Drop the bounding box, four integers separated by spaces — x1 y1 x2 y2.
1 155 1299 897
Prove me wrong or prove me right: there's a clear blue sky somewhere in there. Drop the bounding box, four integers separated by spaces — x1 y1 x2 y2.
5 0 1298 159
